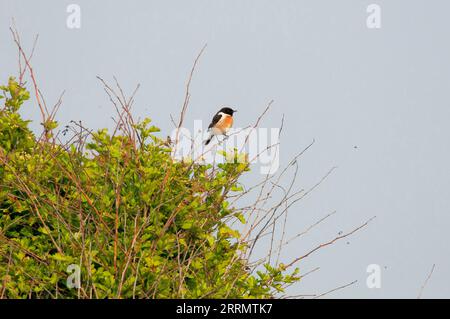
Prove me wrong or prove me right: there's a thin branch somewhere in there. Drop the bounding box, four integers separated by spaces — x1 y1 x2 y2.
284 211 337 246
417 263 436 299
173 44 207 153
285 216 376 269
10 26 48 124
313 280 358 299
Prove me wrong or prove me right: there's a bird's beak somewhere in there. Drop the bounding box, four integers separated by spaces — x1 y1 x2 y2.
233 109 238 113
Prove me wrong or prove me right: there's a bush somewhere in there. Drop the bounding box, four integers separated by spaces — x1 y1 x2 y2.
0 77 299 298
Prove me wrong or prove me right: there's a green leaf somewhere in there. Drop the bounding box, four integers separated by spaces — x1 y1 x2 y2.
181 221 193 230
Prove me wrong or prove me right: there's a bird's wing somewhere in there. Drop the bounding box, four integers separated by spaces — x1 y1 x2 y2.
208 113 223 129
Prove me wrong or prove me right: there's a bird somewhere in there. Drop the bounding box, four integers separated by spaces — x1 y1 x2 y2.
204 107 237 145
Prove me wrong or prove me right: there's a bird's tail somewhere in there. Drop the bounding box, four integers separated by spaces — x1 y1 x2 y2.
204 134 213 145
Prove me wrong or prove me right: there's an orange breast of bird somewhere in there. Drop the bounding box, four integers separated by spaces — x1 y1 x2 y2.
216 115 233 133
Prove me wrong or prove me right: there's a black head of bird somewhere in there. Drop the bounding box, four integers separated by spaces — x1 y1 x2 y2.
218 107 237 115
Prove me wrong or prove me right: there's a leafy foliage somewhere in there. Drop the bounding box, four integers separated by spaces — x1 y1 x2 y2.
0 77 299 298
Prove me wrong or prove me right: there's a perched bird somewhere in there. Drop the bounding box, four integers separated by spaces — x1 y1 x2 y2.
204 107 237 145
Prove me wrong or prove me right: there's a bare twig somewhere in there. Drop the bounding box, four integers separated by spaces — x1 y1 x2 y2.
10 25 48 125
285 216 376 269
313 280 358 299
284 211 337 246
173 44 207 154
418 263 436 299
